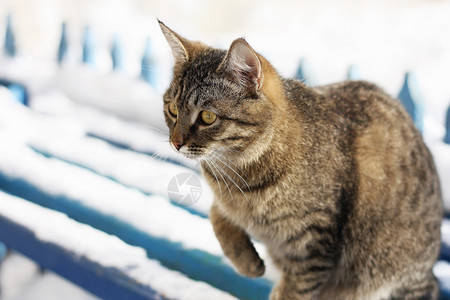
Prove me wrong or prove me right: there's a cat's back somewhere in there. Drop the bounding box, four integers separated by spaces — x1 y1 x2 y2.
284 78 442 219
314 79 442 227
307 80 442 298
315 80 408 132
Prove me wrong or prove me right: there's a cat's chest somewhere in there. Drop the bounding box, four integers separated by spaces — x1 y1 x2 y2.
202 163 306 240
216 191 291 241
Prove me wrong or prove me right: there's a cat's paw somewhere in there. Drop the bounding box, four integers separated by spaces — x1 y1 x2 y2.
236 257 265 277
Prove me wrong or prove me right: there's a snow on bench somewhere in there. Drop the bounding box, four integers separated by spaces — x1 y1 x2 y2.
0 190 236 300
0 142 274 299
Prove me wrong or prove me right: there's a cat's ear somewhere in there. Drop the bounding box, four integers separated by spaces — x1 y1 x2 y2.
158 20 190 63
220 38 262 90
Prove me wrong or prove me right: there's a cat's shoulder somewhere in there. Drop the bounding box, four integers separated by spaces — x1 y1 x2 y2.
313 80 400 116
283 79 389 107
311 80 409 131
314 80 386 99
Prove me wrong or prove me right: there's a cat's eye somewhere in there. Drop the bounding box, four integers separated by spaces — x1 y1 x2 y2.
201 110 217 125
168 102 178 117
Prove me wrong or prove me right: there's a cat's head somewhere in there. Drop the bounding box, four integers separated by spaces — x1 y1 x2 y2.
159 21 284 163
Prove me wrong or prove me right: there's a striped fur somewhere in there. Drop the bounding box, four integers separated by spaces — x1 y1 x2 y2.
159 21 443 300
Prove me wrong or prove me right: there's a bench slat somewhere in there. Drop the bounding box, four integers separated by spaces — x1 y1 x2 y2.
0 202 164 300
0 190 239 300
0 145 273 300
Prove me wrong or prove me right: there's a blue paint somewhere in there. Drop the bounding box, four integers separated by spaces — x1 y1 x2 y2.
347 65 362 80
294 59 314 85
0 171 272 300
111 34 124 71
0 242 7 261
294 59 310 84
444 106 450 145
0 79 29 105
140 37 157 87
397 72 424 134
4 15 16 57
0 210 165 300
82 26 95 66
57 23 68 64
440 242 450 262
441 287 450 300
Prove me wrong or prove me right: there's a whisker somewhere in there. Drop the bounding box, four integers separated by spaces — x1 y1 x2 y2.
209 158 234 201
127 144 137 151
150 151 170 164
150 151 162 160
160 153 170 164
213 150 244 171
211 156 250 204
203 158 223 200
212 152 251 192
135 121 170 137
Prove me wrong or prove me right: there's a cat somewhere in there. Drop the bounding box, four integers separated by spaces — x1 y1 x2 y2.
158 20 443 300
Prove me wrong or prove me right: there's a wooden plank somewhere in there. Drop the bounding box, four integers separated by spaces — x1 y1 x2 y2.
82 26 95 66
0 242 7 261
141 37 157 87
111 34 124 71
57 23 68 64
29 146 208 219
294 59 313 86
0 169 272 300
0 213 165 300
4 15 16 57
347 65 362 80
0 79 29 105
397 72 424 133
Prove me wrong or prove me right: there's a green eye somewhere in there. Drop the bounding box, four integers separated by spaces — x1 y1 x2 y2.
168 102 178 117
201 110 217 125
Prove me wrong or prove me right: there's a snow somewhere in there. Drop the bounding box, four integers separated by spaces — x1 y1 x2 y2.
1 253 100 300
0 190 237 300
0 142 219 255
441 219 450 247
0 0 449 297
434 261 450 293
54 66 167 132
29 88 199 171
0 91 211 213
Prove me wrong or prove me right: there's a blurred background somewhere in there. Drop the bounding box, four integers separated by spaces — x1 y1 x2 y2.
0 0 449 299
1 0 449 108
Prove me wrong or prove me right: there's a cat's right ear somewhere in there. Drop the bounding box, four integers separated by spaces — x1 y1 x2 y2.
158 20 190 64
219 38 263 92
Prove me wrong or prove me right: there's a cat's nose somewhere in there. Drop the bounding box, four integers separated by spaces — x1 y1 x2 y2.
172 140 184 151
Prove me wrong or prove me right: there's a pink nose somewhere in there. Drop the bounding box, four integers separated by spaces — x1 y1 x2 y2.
172 140 184 151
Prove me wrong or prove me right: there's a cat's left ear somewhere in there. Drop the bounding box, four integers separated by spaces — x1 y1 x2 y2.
158 20 190 64
219 38 263 91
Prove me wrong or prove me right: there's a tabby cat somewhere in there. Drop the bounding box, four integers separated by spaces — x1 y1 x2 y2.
159 21 443 300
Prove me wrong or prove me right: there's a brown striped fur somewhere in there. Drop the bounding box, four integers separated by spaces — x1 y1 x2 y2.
159 21 443 299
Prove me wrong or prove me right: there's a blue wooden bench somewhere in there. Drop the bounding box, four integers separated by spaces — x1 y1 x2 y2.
0 192 164 300
1 73 450 300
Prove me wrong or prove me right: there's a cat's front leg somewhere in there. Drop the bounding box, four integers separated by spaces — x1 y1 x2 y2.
210 204 265 277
